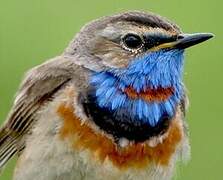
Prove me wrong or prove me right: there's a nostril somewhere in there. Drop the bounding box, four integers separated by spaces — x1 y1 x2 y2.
177 34 185 39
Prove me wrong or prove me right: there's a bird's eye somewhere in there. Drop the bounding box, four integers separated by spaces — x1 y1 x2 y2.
122 33 144 50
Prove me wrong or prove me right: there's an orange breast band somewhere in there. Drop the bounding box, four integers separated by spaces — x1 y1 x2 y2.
57 102 183 170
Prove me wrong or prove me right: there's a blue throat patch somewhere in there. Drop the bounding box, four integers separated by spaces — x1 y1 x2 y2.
90 49 185 127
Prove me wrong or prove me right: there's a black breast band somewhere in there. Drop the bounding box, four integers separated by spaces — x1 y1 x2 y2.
81 90 173 142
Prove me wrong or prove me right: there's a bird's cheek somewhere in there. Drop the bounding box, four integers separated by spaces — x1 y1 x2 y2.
99 52 134 68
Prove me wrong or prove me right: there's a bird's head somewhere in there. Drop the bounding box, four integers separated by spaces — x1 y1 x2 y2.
65 11 213 142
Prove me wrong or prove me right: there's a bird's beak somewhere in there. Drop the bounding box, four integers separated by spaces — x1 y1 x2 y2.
171 33 214 49
150 33 214 51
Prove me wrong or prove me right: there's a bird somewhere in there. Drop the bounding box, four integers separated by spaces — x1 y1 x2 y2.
0 11 213 180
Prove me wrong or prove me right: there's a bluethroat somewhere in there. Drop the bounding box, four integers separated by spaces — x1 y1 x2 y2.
0 11 213 180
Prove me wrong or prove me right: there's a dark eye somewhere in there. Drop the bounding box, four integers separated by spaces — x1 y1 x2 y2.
122 33 143 49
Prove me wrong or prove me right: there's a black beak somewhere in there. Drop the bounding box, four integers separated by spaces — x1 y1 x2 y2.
149 32 214 51
173 33 214 49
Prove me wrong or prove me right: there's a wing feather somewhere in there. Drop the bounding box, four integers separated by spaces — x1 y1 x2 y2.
0 56 75 169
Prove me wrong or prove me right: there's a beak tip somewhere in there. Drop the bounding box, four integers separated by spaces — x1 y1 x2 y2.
204 33 215 39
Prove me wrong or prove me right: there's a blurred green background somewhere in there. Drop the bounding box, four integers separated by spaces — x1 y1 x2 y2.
0 0 221 179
